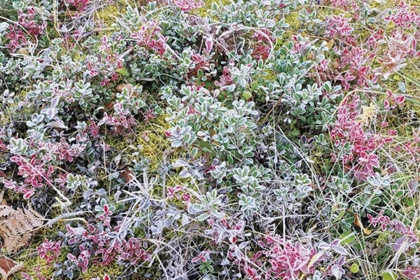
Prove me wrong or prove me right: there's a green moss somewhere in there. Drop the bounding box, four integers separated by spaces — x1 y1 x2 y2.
94 0 139 35
0 90 31 127
20 258 55 279
95 4 122 32
0 110 10 128
16 225 65 279
134 115 172 170
196 0 232 18
81 262 126 280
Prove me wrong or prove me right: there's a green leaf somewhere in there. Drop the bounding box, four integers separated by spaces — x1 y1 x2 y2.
381 270 398 280
323 81 332 93
332 210 346 223
197 213 210 221
116 67 129 77
242 91 252 100
183 133 191 145
339 231 356 245
398 82 406 93
350 263 359 273
227 154 234 165
370 197 381 205
406 197 414 207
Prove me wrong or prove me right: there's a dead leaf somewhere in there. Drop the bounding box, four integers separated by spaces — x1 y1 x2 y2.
0 205 44 254
0 192 5 205
119 168 135 183
354 213 372 235
0 255 24 279
115 84 134 94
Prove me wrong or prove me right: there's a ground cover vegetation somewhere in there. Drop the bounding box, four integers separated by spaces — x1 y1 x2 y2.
0 0 420 279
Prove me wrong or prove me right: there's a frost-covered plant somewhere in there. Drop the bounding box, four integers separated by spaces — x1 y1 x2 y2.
0 0 420 279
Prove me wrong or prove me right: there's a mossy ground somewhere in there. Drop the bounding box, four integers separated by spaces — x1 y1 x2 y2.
2 0 420 279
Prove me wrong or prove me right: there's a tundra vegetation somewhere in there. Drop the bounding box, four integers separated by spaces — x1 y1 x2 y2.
0 0 420 279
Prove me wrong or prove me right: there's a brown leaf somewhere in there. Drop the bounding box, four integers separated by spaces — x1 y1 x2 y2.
354 213 372 235
119 168 135 183
0 206 13 218
115 84 134 94
0 205 44 254
0 192 7 206
0 255 24 279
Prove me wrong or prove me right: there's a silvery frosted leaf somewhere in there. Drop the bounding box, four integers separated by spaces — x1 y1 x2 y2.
51 96 59 107
331 264 345 279
151 225 162 235
172 159 190 168
26 121 36 127
181 214 189 225
189 203 204 214
318 241 330 250
393 236 406 251
332 244 347 255
408 179 418 197
179 169 191 178
221 258 230 265
172 140 183 148
0 22 8 33
46 121 68 129
192 169 204 179
197 213 210 221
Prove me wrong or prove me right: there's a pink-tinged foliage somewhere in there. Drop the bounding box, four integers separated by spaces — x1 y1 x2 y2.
251 29 275 60
192 249 211 263
6 27 28 53
172 0 204 12
402 266 420 280
244 265 261 280
188 52 210 78
325 15 354 39
21 265 48 280
205 36 213 54
329 95 388 180
252 44 271 60
167 185 183 198
98 111 137 136
65 223 151 269
130 20 168 55
205 219 245 245
1 0 420 278
374 31 417 79
291 35 312 55
37 239 61 265
5 7 46 52
335 71 355 90
143 109 157 122
3 136 86 198
17 8 46 36
64 0 90 12
384 1 420 29
260 235 316 280
337 47 372 88
357 152 380 178
368 211 419 249
215 66 234 88
67 249 90 273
